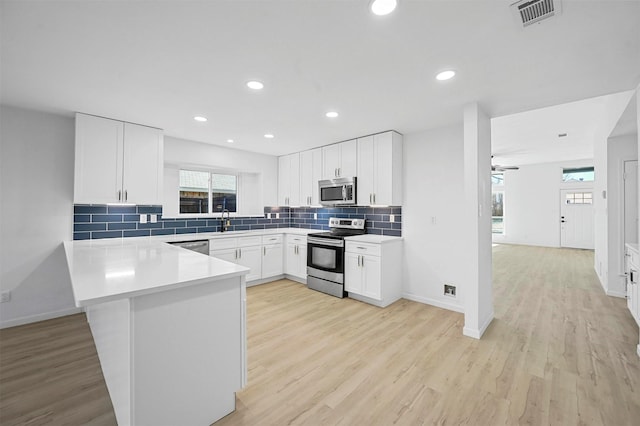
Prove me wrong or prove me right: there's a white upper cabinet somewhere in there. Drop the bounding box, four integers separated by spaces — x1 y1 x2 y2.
322 139 357 179
277 153 301 206
357 131 403 206
300 148 322 206
74 113 163 205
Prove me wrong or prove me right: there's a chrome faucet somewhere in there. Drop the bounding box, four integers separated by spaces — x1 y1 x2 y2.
220 209 230 232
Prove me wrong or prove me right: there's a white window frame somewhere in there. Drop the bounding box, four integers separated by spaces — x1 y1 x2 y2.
178 169 239 217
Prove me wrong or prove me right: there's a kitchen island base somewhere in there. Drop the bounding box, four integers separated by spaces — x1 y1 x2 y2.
86 276 246 426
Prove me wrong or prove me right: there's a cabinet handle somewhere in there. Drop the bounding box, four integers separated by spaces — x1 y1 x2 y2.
264 246 266 255
373 193 375 204
239 248 242 258
369 194 372 204
357 246 367 250
338 167 341 177
118 190 122 201
124 190 128 202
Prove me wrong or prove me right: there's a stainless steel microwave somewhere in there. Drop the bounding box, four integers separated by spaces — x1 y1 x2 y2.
319 177 357 206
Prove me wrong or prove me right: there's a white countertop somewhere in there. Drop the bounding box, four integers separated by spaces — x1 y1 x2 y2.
156 227 316 243
64 238 249 307
345 234 403 244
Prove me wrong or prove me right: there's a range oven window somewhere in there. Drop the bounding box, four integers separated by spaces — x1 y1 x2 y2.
307 239 344 274
311 246 337 269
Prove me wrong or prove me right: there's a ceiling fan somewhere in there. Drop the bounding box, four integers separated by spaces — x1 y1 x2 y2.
491 156 519 172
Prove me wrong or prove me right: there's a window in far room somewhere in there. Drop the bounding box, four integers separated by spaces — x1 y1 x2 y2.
562 166 594 182
492 173 505 234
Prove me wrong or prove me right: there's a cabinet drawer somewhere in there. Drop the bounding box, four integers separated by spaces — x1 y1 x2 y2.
262 234 283 244
287 235 306 244
345 241 381 257
210 237 237 250
238 236 262 247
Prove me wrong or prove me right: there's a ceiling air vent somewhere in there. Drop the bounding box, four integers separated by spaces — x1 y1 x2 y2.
511 0 560 27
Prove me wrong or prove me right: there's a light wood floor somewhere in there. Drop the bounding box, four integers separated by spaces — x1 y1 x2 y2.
2 245 639 425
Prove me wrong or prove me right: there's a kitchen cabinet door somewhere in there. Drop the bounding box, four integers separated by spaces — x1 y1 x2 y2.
361 255 382 300
322 144 341 179
356 131 402 206
122 122 163 205
339 139 357 178
278 153 300 206
356 136 375 205
236 245 262 282
74 114 124 204
322 140 357 179
285 242 307 279
300 148 322 206
344 252 363 294
74 113 163 205
262 244 283 278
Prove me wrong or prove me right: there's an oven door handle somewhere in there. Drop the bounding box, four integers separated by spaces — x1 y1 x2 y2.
307 237 344 247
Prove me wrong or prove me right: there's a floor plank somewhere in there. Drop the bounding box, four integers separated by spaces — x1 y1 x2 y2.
1 245 639 425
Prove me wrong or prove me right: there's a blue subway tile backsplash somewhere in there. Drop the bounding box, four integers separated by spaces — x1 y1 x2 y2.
73 204 402 240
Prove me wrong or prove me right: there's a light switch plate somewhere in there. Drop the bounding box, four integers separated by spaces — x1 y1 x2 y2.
150 214 157 223
140 214 147 224
276 213 280 219
314 213 317 220
389 214 395 223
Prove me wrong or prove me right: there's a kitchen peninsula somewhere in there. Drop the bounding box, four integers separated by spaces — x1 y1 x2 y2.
63 237 249 425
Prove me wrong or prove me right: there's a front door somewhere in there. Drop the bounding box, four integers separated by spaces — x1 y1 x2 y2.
560 189 594 249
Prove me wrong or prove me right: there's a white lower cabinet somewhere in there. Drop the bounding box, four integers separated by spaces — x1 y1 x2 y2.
210 236 262 282
262 235 284 278
285 235 307 281
344 239 402 308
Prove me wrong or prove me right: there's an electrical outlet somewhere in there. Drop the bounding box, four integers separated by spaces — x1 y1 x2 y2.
389 214 395 223
276 213 280 219
444 284 456 297
140 214 147 224
150 214 157 223
1 291 11 303
266 213 271 219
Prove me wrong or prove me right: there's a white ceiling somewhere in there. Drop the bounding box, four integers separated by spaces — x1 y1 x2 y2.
1 1 639 158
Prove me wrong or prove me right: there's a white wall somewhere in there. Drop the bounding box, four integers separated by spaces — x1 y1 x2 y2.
162 136 278 216
0 105 79 328
606 134 638 297
593 90 636 290
492 159 594 247
402 124 466 313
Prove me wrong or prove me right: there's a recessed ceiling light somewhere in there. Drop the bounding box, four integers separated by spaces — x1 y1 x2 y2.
436 70 456 81
193 116 207 122
227 139 234 143
370 0 397 16
264 134 274 139
326 111 339 118
247 81 264 90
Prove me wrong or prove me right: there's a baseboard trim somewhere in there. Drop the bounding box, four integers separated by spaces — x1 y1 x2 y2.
463 311 494 340
401 293 464 313
283 275 307 285
0 307 83 329
606 289 627 299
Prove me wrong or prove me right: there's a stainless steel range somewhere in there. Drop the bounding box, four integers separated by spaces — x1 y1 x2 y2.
306 217 365 298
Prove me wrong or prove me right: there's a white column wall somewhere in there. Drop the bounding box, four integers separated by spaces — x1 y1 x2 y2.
463 103 493 339
402 124 466 313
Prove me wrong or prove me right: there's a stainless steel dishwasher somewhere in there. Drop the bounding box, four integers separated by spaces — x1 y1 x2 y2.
168 240 209 255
